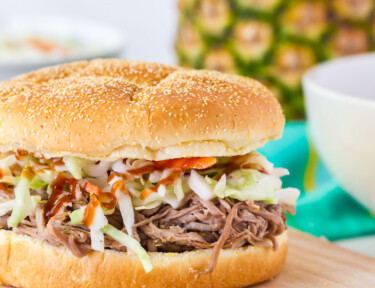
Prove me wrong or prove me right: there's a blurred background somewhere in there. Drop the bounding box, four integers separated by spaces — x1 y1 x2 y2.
1 0 375 257
176 0 375 119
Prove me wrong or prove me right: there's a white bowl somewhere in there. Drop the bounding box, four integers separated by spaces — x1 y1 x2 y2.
303 53 375 212
0 15 124 81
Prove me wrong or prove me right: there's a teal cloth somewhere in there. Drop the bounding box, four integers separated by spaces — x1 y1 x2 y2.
259 122 375 241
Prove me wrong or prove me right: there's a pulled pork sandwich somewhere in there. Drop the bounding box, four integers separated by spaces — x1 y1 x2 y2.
0 59 299 288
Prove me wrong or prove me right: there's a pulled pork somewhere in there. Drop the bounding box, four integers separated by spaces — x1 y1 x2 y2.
1 190 288 273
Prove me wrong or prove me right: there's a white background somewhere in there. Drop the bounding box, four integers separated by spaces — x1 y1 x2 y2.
0 0 178 65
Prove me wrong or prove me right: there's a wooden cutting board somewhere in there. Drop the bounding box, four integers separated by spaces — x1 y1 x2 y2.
254 229 375 288
1 229 374 288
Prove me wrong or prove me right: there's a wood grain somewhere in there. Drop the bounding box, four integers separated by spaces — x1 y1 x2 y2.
1 229 374 288
254 229 375 288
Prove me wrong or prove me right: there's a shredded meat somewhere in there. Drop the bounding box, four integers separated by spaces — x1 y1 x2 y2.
203 202 241 273
0 215 9 229
1 194 288 272
43 214 89 257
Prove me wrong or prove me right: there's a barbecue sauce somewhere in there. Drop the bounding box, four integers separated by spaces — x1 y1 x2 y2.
43 173 78 220
83 194 100 226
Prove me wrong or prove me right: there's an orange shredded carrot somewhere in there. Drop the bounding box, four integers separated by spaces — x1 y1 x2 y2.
154 157 216 170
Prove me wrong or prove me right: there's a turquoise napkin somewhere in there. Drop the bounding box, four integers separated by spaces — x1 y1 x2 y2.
259 122 375 241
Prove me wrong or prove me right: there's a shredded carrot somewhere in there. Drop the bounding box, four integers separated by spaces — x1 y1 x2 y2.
83 181 102 196
153 157 217 170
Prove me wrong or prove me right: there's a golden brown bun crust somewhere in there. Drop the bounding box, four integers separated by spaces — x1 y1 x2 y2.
0 59 284 160
0 230 287 288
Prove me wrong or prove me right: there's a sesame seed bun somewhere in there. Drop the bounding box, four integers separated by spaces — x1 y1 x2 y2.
0 230 287 288
0 59 284 160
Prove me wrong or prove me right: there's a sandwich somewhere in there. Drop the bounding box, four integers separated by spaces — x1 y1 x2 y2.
0 59 299 288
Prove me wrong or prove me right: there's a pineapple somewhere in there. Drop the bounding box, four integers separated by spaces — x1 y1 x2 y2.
230 20 274 64
332 0 374 21
176 19 205 68
234 0 282 13
195 0 232 37
203 48 238 73
176 0 375 119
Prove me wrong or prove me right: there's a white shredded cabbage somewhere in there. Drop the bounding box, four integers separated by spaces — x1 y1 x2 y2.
148 170 163 183
88 204 108 252
243 152 274 173
83 161 112 177
132 185 182 210
36 169 55 184
0 154 19 185
275 188 300 206
272 168 290 178
0 195 41 217
0 199 16 216
111 159 152 175
188 170 215 201
116 190 134 237
0 155 18 172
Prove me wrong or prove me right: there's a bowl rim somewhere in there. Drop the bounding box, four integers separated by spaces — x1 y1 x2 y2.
302 52 375 109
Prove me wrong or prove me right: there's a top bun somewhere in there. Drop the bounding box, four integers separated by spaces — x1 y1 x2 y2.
0 59 284 160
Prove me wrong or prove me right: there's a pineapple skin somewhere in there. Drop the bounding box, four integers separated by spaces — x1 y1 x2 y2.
176 0 375 119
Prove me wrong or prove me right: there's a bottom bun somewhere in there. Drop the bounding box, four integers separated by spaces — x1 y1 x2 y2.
0 229 287 288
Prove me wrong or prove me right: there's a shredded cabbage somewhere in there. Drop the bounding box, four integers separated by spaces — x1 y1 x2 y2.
133 182 184 209
0 195 41 218
0 155 19 185
117 191 134 237
35 168 55 184
0 199 16 216
204 168 299 206
83 161 112 177
111 159 152 175
129 172 187 210
30 175 48 190
243 152 274 173
63 157 86 179
275 188 300 206
0 155 18 172
0 176 19 186
7 167 36 227
188 170 215 201
69 207 85 225
133 200 163 211
102 224 153 273
224 169 277 202
173 177 184 201
88 205 108 252
91 230 105 252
